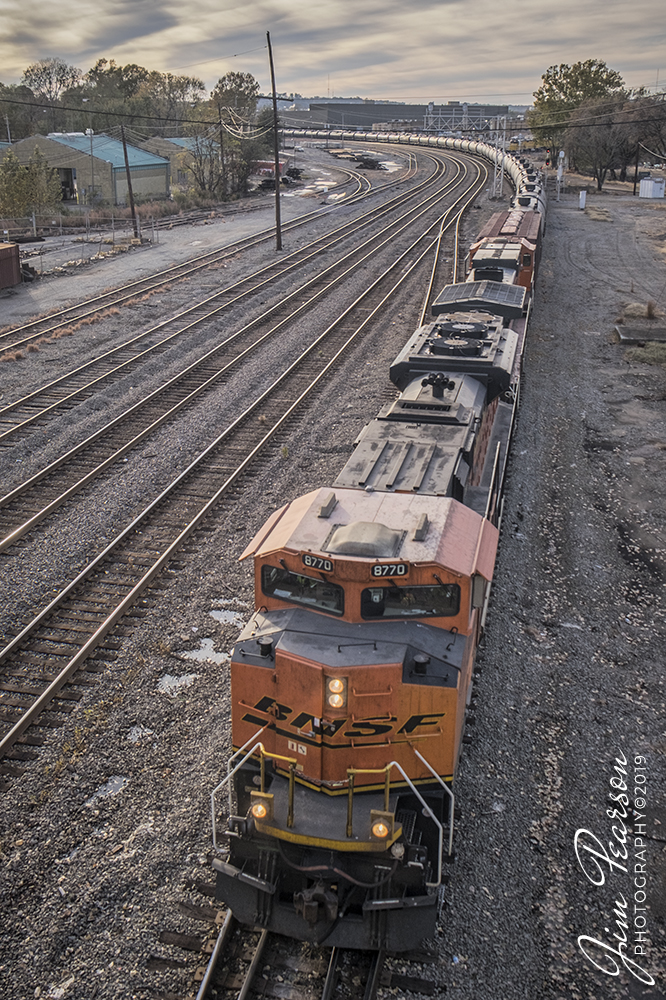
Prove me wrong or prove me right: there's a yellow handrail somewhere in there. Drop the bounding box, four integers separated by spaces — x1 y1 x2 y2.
258 748 298 827
346 765 392 836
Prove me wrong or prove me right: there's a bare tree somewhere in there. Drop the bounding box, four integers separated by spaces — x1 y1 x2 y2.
564 96 633 190
21 57 82 102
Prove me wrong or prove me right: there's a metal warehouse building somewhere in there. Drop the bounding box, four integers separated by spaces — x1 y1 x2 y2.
8 133 170 205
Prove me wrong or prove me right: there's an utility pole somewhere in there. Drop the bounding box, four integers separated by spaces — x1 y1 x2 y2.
4 114 11 144
491 116 506 199
217 103 226 197
85 128 95 206
266 30 282 251
120 125 140 240
633 145 641 196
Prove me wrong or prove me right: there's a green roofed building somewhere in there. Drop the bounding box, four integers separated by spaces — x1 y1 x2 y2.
8 132 171 205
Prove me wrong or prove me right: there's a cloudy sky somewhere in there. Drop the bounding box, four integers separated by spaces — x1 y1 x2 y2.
1 0 664 103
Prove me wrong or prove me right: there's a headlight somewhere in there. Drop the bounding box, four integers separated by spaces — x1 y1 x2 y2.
326 676 347 709
370 809 394 841
250 791 274 823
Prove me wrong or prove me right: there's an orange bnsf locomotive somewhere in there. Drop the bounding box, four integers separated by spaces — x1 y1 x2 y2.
211 196 542 949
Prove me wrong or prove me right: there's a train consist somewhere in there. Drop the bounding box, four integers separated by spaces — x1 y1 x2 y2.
210 137 545 951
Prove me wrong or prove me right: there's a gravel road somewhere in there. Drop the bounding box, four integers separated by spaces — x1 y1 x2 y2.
0 157 664 1000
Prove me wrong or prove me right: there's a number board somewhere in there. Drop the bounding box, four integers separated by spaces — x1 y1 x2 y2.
301 553 333 573
371 563 409 578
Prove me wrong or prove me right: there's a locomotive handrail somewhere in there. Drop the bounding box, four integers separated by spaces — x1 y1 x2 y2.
213 733 299 849
226 725 269 782
213 739 266 851
346 761 445 887
411 747 455 857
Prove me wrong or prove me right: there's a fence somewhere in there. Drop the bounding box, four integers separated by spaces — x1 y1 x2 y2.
0 212 161 278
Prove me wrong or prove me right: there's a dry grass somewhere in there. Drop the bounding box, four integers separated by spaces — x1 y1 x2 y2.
584 205 612 222
625 342 666 366
619 300 665 321
123 284 171 308
0 306 121 362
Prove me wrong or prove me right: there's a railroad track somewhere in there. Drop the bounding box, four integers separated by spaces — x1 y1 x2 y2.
0 155 487 782
186 910 435 999
0 161 399 356
0 153 425 448
0 153 485 562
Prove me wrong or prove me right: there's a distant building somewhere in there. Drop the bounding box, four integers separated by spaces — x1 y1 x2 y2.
282 102 428 130
8 133 170 205
424 102 510 132
279 100 517 133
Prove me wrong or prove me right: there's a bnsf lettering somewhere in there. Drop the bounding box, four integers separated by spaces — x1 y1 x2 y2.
398 713 445 734
371 563 408 577
344 718 396 738
242 698 443 738
251 696 292 720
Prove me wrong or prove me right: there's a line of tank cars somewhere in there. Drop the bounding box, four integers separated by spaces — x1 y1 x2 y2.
210 133 546 951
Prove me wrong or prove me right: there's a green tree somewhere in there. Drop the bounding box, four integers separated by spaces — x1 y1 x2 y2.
85 59 149 99
211 71 260 122
0 147 62 217
528 59 625 147
0 83 43 141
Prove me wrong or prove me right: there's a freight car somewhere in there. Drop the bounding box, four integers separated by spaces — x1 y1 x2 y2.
210 135 545 950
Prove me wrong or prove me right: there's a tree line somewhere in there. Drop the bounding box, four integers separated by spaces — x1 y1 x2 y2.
1 57 263 139
527 59 666 190
0 58 275 212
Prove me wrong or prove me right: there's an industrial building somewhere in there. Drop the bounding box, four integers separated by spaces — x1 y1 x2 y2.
279 100 512 133
7 133 170 205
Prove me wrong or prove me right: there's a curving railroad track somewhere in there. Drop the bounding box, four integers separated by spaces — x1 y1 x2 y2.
0 147 487 786
0 152 482 551
0 164 377 356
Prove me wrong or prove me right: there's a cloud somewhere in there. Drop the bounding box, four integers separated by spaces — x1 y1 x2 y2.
1 0 664 100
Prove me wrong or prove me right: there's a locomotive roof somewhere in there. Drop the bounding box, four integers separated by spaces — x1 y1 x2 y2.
240 488 498 581
476 209 541 242
432 281 526 318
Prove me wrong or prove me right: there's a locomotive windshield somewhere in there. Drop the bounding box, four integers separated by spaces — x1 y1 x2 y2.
360 583 460 619
262 565 344 615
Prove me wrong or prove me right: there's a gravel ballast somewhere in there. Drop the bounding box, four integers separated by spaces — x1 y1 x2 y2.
0 157 664 1000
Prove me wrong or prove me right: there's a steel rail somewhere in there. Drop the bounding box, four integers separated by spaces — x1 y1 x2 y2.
0 154 428 434
194 911 235 1000
0 153 420 354
0 166 372 353
0 155 476 554
237 928 269 1000
416 162 489 327
0 155 453 462
0 161 486 757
